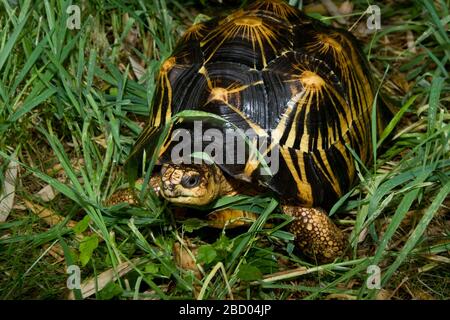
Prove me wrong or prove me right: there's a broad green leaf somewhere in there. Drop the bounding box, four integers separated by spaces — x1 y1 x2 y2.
97 281 123 300
237 264 263 281
182 218 209 232
197 245 217 264
79 235 99 267
73 215 91 234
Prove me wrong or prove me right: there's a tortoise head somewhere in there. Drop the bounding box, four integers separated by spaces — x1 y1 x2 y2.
158 163 221 206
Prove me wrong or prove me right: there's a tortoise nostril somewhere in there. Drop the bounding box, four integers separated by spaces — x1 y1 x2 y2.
163 181 175 191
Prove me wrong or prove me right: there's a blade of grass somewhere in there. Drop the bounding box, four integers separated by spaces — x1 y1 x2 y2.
377 95 418 148
379 180 450 292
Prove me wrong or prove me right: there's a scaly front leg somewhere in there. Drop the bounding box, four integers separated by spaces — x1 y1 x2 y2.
206 208 259 229
105 176 160 206
282 205 347 263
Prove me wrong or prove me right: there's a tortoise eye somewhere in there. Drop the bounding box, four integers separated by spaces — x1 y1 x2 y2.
181 174 201 188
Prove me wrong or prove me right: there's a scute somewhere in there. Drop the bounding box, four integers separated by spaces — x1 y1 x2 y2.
200 10 293 69
128 0 375 209
246 0 307 24
263 52 349 151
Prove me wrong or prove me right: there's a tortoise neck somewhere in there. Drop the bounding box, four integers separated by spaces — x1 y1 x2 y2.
215 167 260 198
217 171 240 197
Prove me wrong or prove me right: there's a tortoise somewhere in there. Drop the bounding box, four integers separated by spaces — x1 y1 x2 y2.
112 0 377 262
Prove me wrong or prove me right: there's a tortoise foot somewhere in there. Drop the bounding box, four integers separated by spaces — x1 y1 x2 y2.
206 208 258 229
105 177 159 206
282 205 347 263
105 187 139 206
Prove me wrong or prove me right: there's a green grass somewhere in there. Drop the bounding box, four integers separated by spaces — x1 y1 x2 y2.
0 0 449 300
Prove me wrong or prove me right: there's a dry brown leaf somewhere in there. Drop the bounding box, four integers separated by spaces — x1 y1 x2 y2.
421 254 450 264
408 287 435 300
376 289 393 300
418 262 439 273
325 293 357 300
37 157 86 203
129 56 146 81
122 13 140 48
46 158 84 176
358 226 369 243
43 243 65 262
173 242 202 280
339 1 353 15
406 30 417 53
35 185 57 202
250 266 311 285
321 0 347 24
23 199 77 228
0 155 19 222
92 134 108 149
67 258 143 299
24 199 64 226
303 3 327 15
391 72 412 93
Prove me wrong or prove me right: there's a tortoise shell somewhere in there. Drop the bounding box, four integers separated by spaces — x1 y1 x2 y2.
129 0 375 209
